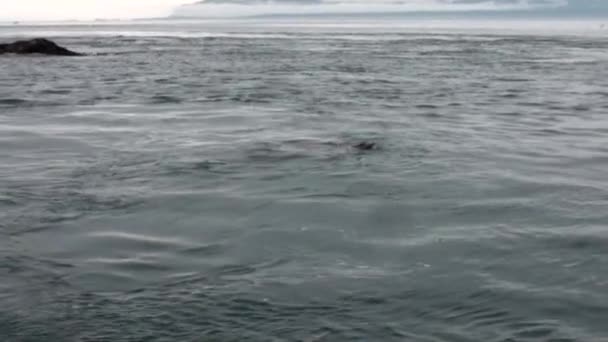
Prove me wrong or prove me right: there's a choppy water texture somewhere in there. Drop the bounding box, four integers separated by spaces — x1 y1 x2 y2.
1 19 608 341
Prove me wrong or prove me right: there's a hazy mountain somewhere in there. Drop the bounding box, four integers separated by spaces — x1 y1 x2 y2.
172 0 608 18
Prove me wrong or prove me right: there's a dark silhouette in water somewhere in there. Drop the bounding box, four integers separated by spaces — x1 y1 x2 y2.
0 38 82 56
353 142 378 151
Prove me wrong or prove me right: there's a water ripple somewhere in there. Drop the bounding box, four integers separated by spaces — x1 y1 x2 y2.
1 24 607 341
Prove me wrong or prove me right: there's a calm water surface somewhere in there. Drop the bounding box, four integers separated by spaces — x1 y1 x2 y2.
1 19 608 341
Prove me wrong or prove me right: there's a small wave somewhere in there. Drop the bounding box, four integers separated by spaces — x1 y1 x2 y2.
415 104 438 109
322 65 368 73
246 149 309 163
541 233 608 252
532 128 567 136
149 95 183 104
86 257 172 272
232 95 275 104
178 243 228 257
497 93 521 99
241 137 376 163
0 98 65 108
88 231 194 247
0 195 18 206
493 77 532 82
161 160 236 177
0 98 28 106
418 112 442 119
39 89 72 95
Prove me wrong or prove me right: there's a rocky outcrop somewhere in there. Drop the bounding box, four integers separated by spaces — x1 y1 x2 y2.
0 38 82 56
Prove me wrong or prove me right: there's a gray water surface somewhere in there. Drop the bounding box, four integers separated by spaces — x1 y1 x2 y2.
1 20 608 341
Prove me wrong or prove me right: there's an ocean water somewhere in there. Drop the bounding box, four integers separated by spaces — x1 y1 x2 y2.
1 19 608 341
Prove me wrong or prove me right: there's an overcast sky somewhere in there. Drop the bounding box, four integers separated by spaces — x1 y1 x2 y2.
1 0 605 21
1 0 196 21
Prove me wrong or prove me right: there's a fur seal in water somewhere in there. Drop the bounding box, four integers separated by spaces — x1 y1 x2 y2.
352 141 378 151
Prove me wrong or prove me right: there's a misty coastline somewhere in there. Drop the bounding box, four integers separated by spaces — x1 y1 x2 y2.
171 0 608 19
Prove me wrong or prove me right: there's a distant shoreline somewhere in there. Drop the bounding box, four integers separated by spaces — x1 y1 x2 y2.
1 14 608 27
2 8 608 25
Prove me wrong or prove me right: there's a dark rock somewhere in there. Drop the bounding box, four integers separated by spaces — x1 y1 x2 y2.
353 142 378 151
0 38 82 56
